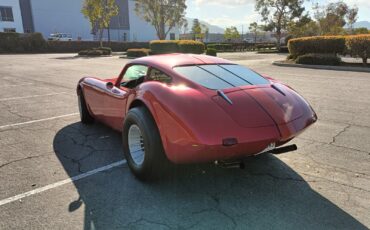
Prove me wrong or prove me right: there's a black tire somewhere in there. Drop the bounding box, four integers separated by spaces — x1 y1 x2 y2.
78 91 94 124
122 107 169 180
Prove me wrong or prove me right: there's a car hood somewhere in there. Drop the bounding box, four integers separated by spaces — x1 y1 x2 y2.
212 84 305 128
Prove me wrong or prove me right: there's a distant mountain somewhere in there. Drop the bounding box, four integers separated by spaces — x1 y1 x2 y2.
353 21 370 29
185 18 225 34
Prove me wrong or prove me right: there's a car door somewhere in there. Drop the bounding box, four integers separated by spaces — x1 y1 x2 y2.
82 78 106 121
103 64 149 131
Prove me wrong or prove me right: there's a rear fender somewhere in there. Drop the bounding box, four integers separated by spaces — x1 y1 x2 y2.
128 82 279 163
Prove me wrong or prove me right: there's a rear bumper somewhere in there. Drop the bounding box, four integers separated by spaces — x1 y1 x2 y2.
165 113 316 164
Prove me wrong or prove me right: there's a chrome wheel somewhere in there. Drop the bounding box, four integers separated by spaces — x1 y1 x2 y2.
128 124 145 165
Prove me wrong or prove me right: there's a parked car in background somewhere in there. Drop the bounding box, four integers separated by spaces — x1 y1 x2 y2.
48 33 72 41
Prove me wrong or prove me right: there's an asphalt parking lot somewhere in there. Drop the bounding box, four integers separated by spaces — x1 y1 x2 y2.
0 52 369 229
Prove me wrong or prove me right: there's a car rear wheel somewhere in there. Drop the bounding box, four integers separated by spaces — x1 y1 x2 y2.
78 92 94 124
122 107 168 180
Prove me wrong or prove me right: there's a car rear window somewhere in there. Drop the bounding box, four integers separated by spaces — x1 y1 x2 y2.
173 64 269 90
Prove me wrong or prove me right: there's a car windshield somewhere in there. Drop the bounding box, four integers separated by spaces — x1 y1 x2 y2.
173 64 269 90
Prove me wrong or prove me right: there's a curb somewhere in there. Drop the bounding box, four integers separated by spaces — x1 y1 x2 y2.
272 61 370 73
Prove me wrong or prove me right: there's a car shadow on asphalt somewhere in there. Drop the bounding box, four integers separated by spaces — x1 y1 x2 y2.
53 122 367 230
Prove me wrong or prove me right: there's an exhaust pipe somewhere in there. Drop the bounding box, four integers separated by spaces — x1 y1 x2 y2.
214 144 297 169
270 144 297 155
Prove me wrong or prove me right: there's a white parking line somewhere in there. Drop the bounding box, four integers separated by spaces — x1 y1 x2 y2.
0 113 79 130
0 83 33 88
0 92 69 101
0 160 127 207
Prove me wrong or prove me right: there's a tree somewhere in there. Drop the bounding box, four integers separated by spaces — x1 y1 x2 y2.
314 1 358 35
249 22 260 43
287 14 320 37
82 0 119 47
316 1 348 35
224 26 240 41
354 27 369 34
346 6 358 34
191 19 201 40
134 0 187 40
255 0 304 49
191 19 208 41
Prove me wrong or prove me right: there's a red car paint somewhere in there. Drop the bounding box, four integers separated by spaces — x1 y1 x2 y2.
77 54 317 164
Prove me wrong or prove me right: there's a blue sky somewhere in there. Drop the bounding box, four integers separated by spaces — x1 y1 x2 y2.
185 0 370 30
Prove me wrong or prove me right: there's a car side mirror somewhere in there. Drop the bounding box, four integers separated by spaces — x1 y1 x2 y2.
106 82 114 89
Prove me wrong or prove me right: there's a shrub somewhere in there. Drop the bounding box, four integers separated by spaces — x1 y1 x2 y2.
278 46 289 53
207 43 233 52
0 32 21 52
288 36 346 58
127 48 150 58
346 34 370 66
150 40 179 54
0 32 149 53
295 53 341 66
256 43 276 50
286 54 295 60
20 33 46 52
78 47 112 56
47 41 148 53
149 40 206 54
0 32 46 53
206 48 217 56
178 40 205 54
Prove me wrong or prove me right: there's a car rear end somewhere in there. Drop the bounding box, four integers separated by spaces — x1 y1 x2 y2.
165 62 316 163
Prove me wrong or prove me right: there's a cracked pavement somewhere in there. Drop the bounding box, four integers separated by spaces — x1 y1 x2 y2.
0 53 369 229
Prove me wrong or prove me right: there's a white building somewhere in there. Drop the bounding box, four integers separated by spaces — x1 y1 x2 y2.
0 0 24 33
6 0 179 42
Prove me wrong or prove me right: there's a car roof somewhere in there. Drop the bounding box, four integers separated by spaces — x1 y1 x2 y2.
130 53 233 69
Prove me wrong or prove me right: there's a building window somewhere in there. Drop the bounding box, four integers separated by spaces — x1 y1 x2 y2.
170 33 176 40
0 7 14 22
4 28 16 33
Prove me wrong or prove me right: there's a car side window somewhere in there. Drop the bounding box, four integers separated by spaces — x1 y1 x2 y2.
148 68 172 84
121 65 148 83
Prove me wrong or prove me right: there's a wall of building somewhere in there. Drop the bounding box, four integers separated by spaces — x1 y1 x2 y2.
98 0 130 42
127 0 180 41
14 0 180 42
19 0 34 33
30 0 92 40
0 0 24 33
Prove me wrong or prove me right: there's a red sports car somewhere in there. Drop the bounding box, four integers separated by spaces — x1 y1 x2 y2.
77 54 317 179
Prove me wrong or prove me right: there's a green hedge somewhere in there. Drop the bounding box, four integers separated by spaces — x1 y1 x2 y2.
255 43 276 50
288 35 370 65
150 40 179 54
296 53 341 66
0 32 149 53
78 47 112 56
346 34 370 65
127 48 150 58
0 32 46 53
206 43 233 52
206 48 217 56
178 40 205 54
149 40 205 54
288 36 346 58
47 41 149 53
